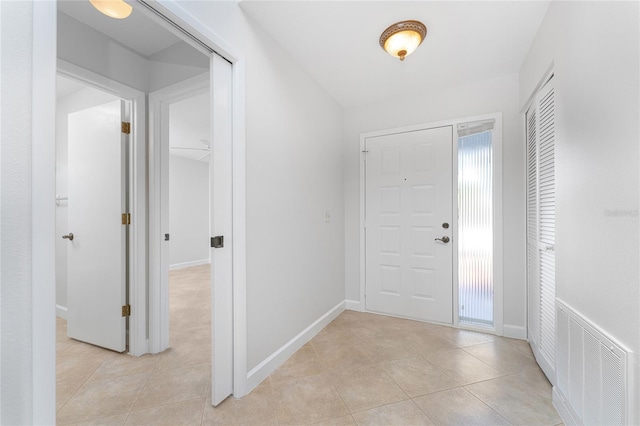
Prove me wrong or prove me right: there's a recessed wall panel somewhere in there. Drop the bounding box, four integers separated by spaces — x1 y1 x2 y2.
411 143 433 172
380 226 400 255
380 186 400 214
411 226 433 257
411 185 434 214
380 265 401 295
381 147 401 175
411 267 434 300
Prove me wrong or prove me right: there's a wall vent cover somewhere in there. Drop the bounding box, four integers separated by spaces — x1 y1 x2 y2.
555 299 629 425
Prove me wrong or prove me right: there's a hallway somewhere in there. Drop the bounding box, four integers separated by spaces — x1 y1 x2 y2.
56 265 560 425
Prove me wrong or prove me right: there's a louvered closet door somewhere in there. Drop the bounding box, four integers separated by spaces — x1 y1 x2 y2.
527 76 556 384
526 107 540 353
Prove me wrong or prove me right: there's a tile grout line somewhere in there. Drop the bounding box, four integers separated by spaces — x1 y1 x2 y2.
56 334 113 418
458 386 515 425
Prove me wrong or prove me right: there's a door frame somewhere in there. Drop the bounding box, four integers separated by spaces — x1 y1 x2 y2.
142 0 249 398
57 60 148 357
359 113 504 335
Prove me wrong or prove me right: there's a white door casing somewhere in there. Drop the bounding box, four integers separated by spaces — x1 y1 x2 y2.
211 53 234 405
66 99 128 352
365 126 454 324
142 0 249 398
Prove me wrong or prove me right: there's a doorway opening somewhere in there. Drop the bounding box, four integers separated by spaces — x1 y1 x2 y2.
55 75 131 352
34 0 248 418
165 89 212 367
53 0 238 420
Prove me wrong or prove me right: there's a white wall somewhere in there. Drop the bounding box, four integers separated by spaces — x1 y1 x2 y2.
169 155 209 268
520 2 639 423
1 1 34 423
344 73 526 333
55 85 119 314
166 1 345 372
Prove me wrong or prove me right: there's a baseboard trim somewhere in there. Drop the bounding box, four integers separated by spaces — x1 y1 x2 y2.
503 324 526 340
169 258 210 271
553 387 578 426
246 300 346 392
345 299 362 312
56 304 68 320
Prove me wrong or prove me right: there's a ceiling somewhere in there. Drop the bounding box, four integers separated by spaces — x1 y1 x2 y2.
240 1 550 108
56 75 87 100
57 0 182 57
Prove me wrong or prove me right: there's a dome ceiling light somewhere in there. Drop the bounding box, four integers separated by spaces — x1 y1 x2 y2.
90 0 133 19
379 20 427 61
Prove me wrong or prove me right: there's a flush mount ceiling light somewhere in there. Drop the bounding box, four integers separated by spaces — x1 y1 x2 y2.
90 0 132 19
379 20 427 61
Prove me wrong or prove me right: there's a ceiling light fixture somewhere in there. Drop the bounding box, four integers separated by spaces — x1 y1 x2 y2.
379 20 427 61
90 0 133 19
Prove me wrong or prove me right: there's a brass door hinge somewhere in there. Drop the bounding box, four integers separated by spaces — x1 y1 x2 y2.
122 304 131 317
121 122 131 134
121 213 131 225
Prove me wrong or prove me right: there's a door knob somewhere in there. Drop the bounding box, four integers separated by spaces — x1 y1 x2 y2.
62 233 74 241
435 236 450 243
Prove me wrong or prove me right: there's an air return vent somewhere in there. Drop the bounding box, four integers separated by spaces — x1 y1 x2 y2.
555 300 629 425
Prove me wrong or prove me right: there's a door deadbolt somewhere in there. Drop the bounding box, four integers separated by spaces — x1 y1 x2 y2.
442 222 449 229
211 235 224 248
435 236 450 243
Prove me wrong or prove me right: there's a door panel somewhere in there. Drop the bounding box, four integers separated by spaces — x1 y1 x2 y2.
365 126 453 323
67 99 127 352
527 76 556 384
210 53 234 406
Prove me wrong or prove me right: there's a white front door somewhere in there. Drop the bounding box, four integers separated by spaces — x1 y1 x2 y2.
66 100 128 352
365 126 453 323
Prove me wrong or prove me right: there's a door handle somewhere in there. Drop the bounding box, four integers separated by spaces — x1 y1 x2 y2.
62 233 74 241
435 236 450 243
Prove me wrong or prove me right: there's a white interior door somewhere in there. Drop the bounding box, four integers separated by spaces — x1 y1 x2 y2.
365 126 453 323
66 99 127 352
210 53 234 405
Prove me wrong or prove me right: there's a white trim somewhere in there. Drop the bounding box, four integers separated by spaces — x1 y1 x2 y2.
169 259 211 271
231 59 248 398
145 0 249 399
503 324 527 340
553 387 578 426
359 113 505 336
57 60 148 357
32 1 57 422
148 72 209 354
492 114 504 336
521 63 555 114
56 305 68 320
345 300 363 312
246 301 346 392
359 138 367 312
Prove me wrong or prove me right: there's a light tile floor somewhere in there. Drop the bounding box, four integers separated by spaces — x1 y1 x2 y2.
57 265 562 425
